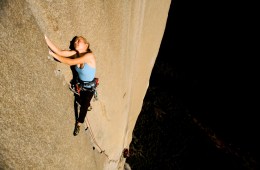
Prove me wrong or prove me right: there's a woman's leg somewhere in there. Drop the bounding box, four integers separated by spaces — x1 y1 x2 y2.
73 90 93 136
77 90 94 123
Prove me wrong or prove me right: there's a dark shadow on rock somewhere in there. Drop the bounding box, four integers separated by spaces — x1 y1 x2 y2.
68 36 81 133
69 36 78 86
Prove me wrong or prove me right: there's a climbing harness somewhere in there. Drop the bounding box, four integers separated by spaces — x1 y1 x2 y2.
70 77 99 100
79 78 99 100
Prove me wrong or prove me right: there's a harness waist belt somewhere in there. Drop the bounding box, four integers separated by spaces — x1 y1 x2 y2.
79 78 97 89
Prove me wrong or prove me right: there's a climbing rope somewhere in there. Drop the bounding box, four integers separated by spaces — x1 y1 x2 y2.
85 117 118 163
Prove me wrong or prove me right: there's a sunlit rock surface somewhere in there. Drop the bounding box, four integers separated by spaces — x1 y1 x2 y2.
0 0 170 169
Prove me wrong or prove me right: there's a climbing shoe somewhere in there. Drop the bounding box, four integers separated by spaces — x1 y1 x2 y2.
73 124 80 136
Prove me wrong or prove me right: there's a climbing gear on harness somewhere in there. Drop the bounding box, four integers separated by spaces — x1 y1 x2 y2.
70 78 99 100
69 83 80 95
79 78 98 91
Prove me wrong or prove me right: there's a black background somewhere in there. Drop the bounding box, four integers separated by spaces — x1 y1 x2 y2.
127 0 258 169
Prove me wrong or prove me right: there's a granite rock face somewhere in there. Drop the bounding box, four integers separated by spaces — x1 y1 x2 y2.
0 0 170 169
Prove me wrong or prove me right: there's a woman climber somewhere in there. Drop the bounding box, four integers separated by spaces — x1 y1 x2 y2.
44 35 96 136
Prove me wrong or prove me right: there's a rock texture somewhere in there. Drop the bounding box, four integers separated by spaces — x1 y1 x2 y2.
0 0 171 169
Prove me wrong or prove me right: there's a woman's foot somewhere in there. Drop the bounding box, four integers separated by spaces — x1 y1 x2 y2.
73 122 81 136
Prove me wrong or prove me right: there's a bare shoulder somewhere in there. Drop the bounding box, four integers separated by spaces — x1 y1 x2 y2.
83 52 95 60
83 52 96 67
82 52 93 57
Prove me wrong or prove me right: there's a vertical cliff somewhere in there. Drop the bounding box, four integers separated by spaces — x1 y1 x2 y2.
0 0 171 169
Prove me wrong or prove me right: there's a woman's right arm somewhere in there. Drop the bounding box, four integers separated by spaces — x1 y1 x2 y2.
48 50 87 66
44 35 76 57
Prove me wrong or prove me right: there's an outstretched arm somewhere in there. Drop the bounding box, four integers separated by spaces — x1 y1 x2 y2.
49 50 86 66
44 35 76 57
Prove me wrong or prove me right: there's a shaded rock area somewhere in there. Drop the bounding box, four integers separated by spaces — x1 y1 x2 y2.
127 1 258 169
0 0 171 169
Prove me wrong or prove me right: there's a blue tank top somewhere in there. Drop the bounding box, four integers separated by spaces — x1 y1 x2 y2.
75 63 96 82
